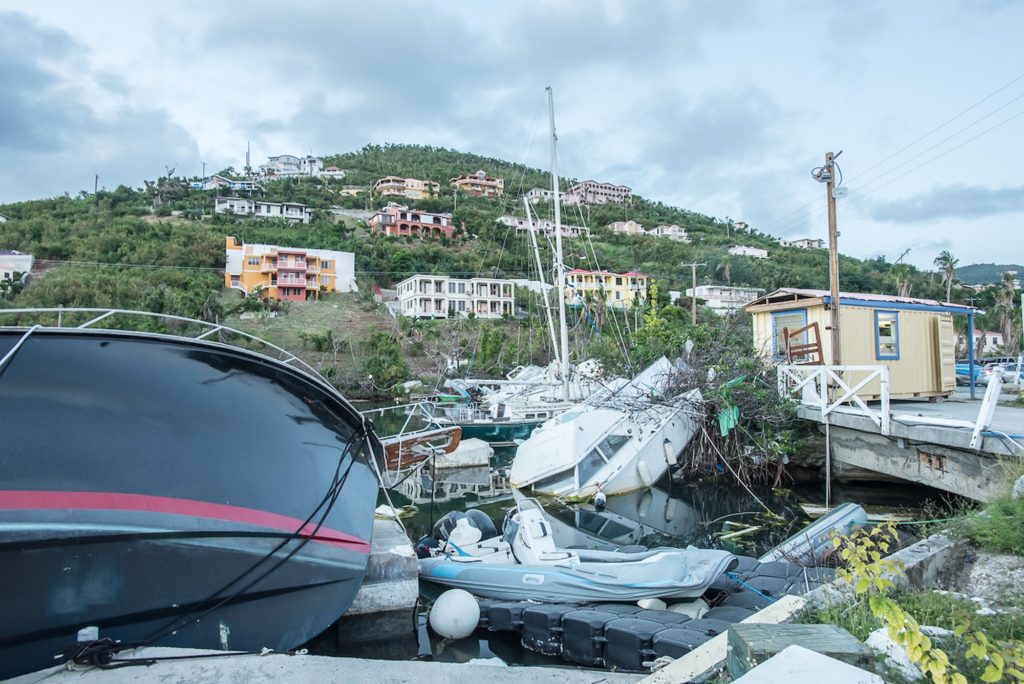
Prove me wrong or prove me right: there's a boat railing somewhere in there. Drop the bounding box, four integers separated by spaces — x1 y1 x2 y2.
0 307 328 384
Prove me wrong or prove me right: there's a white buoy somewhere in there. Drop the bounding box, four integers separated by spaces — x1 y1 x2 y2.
637 598 667 611
668 598 709 619
593 489 607 512
428 589 480 639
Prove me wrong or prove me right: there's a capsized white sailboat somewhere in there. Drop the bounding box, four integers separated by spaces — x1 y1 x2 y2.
510 357 702 498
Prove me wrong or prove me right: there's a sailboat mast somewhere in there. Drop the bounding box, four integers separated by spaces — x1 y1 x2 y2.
525 198 560 368
547 86 571 402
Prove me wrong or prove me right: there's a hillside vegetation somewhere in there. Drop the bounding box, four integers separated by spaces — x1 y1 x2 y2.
0 143 1019 389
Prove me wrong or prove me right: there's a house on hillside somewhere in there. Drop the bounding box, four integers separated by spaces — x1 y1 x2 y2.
322 166 346 178
261 155 324 177
565 269 647 309
368 204 456 239
779 238 825 249
214 197 311 224
686 285 764 315
203 175 261 192
525 187 556 203
648 224 690 242
449 170 504 198
396 275 515 319
373 176 440 200
729 245 768 259
608 220 644 235
496 215 589 238
224 237 355 301
0 250 34 284
563 180 631 206
745 288 974 400
962 329 1005 354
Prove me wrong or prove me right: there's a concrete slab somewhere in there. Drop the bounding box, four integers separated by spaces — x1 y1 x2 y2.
9 648 644 684
730 645 883 683
344 517 418 617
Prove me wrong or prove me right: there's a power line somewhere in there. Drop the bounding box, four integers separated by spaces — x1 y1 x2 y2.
758 70 1024 234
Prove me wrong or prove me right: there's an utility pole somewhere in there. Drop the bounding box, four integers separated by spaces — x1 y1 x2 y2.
683 262 707 324
201 161 207 181
822 151 842 365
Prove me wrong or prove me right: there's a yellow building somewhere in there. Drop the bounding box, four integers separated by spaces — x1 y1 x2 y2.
745 288 974 400
449 170 504 198
372 176 440 200
565 269 648 309
224 237 356 302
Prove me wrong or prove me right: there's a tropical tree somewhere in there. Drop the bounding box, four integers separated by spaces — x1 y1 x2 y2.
716 256 733 286
994 272 1021 352
893 264 914 298
933 250 959 303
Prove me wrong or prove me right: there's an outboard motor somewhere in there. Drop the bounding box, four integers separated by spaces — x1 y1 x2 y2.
415 535 440 559
430 510 498 543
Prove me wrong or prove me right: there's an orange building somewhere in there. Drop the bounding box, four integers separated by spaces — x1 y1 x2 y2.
449 170 504 198
368 204 457 239
224 237 356 302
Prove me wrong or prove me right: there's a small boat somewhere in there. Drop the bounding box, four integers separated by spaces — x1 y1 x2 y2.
510 357 702 498
0 309 383 680
418 498 735 603
759 502 868 564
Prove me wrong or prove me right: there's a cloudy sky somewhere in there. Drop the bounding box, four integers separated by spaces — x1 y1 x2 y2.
1 1 1021 269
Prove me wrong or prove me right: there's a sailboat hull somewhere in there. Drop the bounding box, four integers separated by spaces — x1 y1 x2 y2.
0 330 379 679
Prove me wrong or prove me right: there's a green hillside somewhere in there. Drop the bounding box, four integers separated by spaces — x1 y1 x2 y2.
0 142 1018 389
955 263 1024 285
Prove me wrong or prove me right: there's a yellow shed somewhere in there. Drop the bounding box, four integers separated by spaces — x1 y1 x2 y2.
745 288 974 400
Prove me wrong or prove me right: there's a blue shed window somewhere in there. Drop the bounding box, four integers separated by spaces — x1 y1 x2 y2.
772 309 807 358
875 310 900 360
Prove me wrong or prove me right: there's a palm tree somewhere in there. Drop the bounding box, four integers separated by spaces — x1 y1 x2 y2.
933 250 958 303
994 272 1020 352
893 264 913 298
716 257 733 286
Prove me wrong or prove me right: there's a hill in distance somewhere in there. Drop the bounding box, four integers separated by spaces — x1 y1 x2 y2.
955 263 1024 285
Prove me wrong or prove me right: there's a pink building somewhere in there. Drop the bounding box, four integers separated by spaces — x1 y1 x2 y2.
368 204 457 239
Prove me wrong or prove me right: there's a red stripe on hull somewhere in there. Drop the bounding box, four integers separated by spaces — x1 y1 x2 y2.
0 490 370 554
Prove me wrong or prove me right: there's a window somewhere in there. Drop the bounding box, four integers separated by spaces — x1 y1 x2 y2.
248 257 259 266
322 260 331 269
577 448 607 486
616 277 623 286
875 311 899 360
597 434 630 458
772 309 807 358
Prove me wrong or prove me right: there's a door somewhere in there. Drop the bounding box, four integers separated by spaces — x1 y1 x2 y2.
935 315 956 392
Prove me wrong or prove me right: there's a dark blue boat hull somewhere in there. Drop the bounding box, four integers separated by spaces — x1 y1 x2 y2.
0 330 380 678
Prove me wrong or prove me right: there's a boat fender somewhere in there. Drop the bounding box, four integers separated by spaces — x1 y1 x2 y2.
593 488 607 512
637 460 654 487
637 598 666 611
667 598 709 619
662 439 677 466
429 589 480 639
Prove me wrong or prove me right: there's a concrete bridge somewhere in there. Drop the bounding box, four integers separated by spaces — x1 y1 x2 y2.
780 365 1023 502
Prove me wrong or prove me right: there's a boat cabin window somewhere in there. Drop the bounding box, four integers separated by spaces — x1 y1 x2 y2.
577 448 607 485
597 434 629 458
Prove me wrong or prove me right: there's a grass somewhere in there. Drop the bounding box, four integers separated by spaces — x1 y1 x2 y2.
963 460 1024 556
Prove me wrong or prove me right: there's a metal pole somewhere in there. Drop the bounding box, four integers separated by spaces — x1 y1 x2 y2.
525 199 559 366
684 262 707 324
968 311 977 400
547 86 571 402
826 152 841 365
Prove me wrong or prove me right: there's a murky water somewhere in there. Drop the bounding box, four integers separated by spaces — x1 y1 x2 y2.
327 401 959 665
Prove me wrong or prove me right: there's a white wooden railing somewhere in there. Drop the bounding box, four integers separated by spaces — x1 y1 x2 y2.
778 364 891 436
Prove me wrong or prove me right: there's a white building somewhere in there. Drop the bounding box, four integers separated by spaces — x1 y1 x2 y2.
396 275 516 319
202 175 262 192
322 166 346 179
496 215 589 238
261 155 324 178
608 220 645 235
563 180 631 205
648 224 690 242
964 329 1006 354
685 285 765 315
525 187 556 203
779 238 824 249
214 197 312 224
0 250 33 283
728 245 769 259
